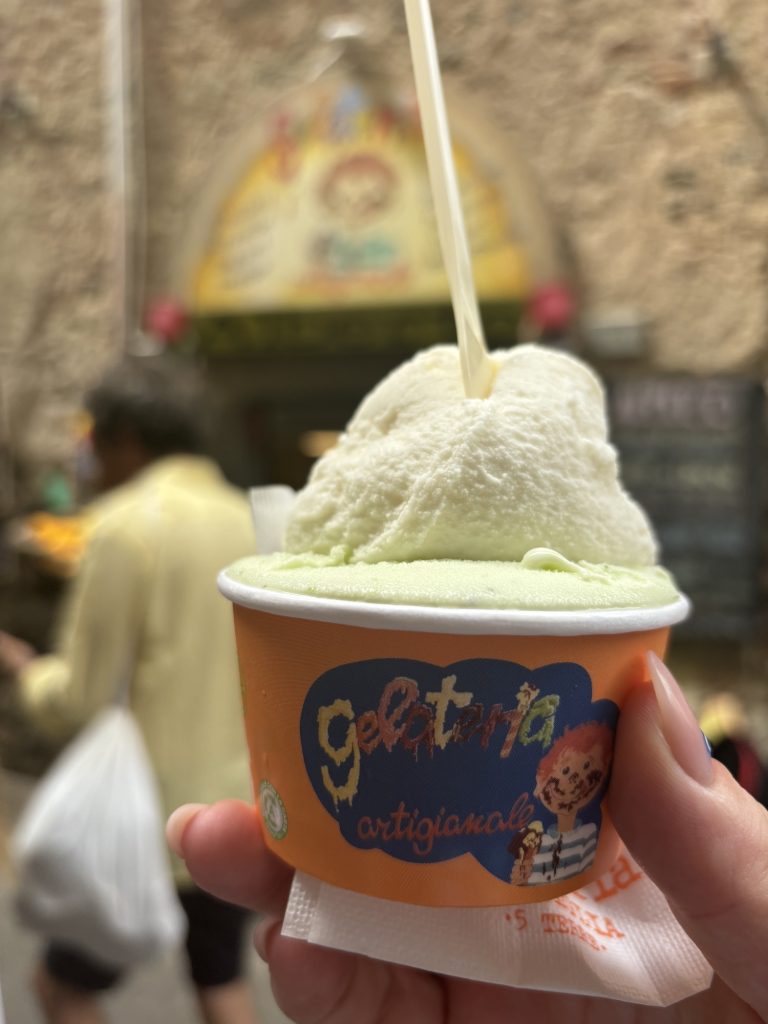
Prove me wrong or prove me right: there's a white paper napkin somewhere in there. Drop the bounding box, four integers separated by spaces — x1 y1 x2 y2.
283 849 713 1007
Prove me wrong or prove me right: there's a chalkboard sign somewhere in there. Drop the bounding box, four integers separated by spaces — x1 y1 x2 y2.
607 375 766 640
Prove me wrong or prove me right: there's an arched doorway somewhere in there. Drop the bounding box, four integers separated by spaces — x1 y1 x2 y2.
175 70 568 487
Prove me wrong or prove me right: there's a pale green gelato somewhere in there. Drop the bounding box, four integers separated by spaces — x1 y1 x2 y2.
284 345 658 567
228 345 682 613
225 547 679 611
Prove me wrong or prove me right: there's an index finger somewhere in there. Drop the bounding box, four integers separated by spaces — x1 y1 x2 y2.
172 799 294 917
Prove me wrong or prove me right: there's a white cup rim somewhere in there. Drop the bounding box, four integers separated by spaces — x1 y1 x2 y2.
218 571 690 636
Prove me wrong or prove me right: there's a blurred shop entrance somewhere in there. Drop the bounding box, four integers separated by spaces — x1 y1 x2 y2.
174 65 569 490
198 298 525 491
203 350 411 491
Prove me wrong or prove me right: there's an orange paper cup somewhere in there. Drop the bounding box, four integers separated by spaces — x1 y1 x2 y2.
219 574 689 907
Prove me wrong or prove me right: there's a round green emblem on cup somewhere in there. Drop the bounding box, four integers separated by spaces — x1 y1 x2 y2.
260 780 288 841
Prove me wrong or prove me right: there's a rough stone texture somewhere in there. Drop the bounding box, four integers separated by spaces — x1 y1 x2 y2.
140 0 768 375
0 0 118 504
4 0 768 491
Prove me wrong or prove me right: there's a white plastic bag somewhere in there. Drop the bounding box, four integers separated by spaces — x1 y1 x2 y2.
11 706 185 968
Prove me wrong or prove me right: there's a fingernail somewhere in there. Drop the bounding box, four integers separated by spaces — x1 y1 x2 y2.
647 652 712 785
166 803 207 858
254 918 279 962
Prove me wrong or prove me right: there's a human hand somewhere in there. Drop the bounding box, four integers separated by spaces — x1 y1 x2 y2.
0 631 36 678
167 654 768 1023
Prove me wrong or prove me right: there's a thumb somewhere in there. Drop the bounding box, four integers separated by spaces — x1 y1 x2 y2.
609 653 768 1021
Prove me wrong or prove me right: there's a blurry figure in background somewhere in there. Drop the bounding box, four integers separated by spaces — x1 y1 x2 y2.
700 693 768 808
1 411 93 585
0 356 259 1024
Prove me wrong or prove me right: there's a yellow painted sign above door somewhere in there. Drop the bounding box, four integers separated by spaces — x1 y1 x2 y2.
191 78 530 314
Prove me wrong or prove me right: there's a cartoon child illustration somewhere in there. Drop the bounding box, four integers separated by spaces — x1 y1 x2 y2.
311 153 401 278
320 153 398 226
525 721 613 885
508 821 544 885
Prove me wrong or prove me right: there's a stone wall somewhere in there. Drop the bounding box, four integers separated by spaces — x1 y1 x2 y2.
0 0 116 505
141 0 768 374
3 0 768 496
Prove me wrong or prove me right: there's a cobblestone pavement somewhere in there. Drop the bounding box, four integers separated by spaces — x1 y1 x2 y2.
0 772 291 1024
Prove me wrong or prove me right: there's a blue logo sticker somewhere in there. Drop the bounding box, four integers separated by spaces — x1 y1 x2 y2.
300 659 618 885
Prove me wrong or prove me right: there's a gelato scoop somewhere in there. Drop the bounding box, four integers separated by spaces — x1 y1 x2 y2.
285 344 655 566
227 344 680 612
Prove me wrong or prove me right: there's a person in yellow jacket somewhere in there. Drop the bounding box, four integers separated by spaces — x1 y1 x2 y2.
0 356 260 1024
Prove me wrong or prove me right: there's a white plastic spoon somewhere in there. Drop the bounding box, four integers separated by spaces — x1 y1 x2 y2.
403 0 496 398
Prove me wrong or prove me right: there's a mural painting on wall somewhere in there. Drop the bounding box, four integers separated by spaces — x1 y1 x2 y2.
190 76 532 316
